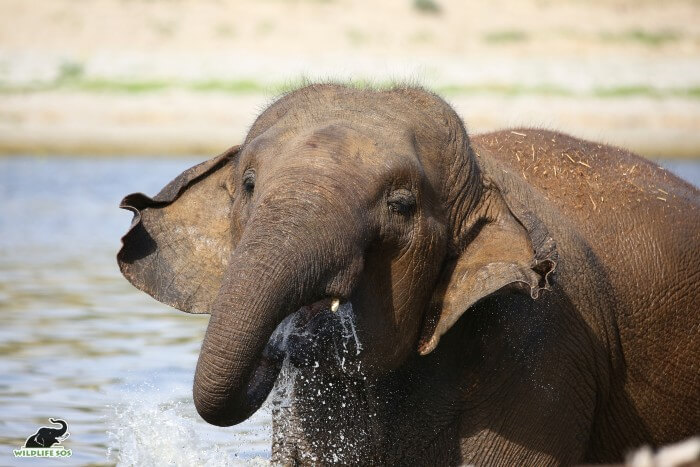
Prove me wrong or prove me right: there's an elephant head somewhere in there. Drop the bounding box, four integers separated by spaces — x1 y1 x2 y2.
118 84 556 427
24 418 68 448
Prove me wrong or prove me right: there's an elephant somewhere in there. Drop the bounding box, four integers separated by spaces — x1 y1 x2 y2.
24 418 69 448
118 84 699 465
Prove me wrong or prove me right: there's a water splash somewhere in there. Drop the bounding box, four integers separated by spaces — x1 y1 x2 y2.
336 302 363 354
105 384 271 466
268 302 381 464
267 300 363 371
266 301 364 410
106 303 365 466
336 302 363 371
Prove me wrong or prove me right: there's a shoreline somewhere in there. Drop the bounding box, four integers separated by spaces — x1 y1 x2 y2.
1 90 698 159
1 0 698 159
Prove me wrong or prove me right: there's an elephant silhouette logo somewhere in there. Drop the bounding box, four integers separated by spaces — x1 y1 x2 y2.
13 418 72 458
24 418 70 447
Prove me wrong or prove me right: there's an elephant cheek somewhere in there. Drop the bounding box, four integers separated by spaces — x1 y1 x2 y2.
350 297 416 374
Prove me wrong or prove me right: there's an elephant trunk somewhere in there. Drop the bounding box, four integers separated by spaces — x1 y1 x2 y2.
193 201 362 426
49 419 67 437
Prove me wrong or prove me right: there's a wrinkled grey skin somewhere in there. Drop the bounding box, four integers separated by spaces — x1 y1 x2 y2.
118 84 699 465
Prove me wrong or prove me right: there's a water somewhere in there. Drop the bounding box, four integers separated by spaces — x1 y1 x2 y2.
0 157 271 466
0 156 698 466
658 160 700 187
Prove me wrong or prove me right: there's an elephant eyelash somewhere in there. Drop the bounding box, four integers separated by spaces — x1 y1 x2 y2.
387 189 416 215
242 170 256 194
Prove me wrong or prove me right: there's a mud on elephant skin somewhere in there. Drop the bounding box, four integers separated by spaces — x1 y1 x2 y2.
118 84 699 465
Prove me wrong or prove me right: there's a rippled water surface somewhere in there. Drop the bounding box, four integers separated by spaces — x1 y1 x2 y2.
1 156 698 466
0 157 271 466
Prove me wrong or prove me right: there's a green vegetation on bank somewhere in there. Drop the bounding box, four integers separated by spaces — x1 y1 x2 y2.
1 77 698 100
2 58 697 99
438 83 700 99
0 77 271 95
599 28 681 46
482 30 529 44
412 0 441 14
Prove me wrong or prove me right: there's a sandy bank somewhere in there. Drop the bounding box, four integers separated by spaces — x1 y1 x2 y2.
1 90 698 158
1 0 698 157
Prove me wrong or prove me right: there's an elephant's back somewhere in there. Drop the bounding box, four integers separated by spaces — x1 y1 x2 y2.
470 129 699 258
471 128 698 213
472 128 700 445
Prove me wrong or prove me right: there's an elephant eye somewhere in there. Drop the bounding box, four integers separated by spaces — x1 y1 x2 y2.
242 169 256 194
387 189 416 215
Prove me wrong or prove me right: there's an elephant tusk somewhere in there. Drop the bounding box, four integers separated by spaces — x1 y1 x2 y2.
330 298 340 313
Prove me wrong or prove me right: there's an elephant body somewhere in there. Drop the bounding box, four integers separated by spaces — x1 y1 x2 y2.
270 130 699 465
118 84 699 465
474 132 698 459
24 419 68 448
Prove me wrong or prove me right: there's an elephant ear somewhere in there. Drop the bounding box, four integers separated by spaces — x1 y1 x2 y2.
117 145 240 314
418 183 557 355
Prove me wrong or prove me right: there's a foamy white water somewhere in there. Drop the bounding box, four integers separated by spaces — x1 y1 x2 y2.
104 302 363 466
106 384 271 466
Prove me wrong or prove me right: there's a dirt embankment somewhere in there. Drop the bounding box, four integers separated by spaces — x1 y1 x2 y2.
1 0 698 157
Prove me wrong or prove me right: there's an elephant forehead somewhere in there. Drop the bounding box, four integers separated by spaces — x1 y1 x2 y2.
254 122 419 171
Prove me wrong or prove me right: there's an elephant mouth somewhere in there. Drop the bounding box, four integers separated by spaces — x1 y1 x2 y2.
270 296 361 367
243 296 362 410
